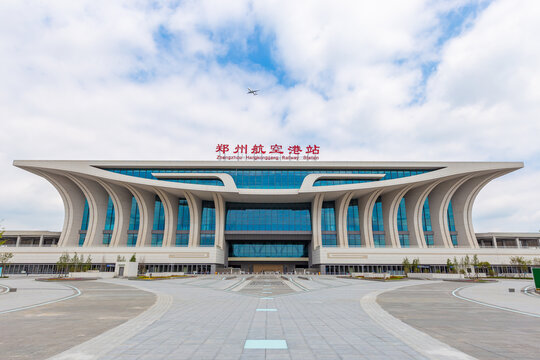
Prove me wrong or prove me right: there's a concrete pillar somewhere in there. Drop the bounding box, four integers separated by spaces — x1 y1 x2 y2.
335 192 354 248
66 174 110 247
428 175 473 248
516 238 521 248
492 235 498 248
185 191 202 247
451 172 503 249
358 190 383 248
16 236 21 247
39 235 44 247
311 194 324 249
97 180 134 248
212 193 226 249
404 182 441 249
125 184 156 247
381 186 412 248
31 170 86 247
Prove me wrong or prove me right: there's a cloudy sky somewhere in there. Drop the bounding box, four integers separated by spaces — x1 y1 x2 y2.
1 0 539 233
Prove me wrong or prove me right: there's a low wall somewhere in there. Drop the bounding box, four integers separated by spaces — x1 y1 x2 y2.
69 271 115 279
407 273 465 280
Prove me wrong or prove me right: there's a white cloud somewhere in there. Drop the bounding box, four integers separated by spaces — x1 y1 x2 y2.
0 0 539 233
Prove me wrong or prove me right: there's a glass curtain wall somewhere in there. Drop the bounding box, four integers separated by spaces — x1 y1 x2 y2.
228 241 308 257
103 197 115 245
372 197 385 247
127 197 139 247
347 199 361 247
447 200 458 246
79 199 89 246
152 196 165 246
200 201 215 246
422 198 434 246
176 199 190 246
105 168 434 189
397 198 410 247
225 203 311 231
321 201 337 246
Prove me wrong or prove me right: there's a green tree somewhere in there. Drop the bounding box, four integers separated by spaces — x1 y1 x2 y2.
402 257 411 274
57 252 70 276
129 254 137 262
83 255 92 272
510 256 531 277
446 258 454 273
411 258 420 273
0 229 14 276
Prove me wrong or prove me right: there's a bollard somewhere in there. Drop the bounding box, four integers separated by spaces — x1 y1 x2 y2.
508 288 515 293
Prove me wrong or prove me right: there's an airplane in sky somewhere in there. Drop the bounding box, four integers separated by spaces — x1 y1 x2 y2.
247 88 259 95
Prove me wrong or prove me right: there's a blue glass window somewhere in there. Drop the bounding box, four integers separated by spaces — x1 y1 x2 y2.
177 199 190 231
347 199 361 247
103 233 112 245
79 199 89 246
127 197 139 247
225 203 311 232
450 234 458 246
321 201 336 232
399 234 410 247
200 201 215 246
372 197 384 232
347 199 360 232
175 233 189 247
229 241 308 257
314 179 370 186
447 200 456 232
322 234 337 247
103 197 115 245
101 168 436 189
129 197 140 231
151 233 163 247
78 233 86 247
374 234 385 247
153 197 165 231
422 198 432 232
104 197 115 231
397 198 408 232
200 233 215 247
424 234 434 247
201 201 215 232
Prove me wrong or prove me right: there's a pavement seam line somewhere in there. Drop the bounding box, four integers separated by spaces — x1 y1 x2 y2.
0 284 81 315
452 285 540 318
360 281 477 360
47 283 173 360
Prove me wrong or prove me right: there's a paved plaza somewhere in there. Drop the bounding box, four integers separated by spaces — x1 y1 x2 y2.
0 275 539 359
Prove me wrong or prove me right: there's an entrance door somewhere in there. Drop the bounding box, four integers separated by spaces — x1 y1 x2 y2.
118 266 125 277
253 264 284 273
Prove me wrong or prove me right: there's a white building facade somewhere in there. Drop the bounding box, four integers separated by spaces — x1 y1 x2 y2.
4 160 539 274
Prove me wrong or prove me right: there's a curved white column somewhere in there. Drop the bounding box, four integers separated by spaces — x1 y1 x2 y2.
96 180 132 247
335 192 354 248
185 191 202 247
451 171 509 248
381 185 413 248
125 184 155 247
212 193 226 249
404 181 442 248
33 170 86 247
311 194 324 249
428 175 474 248
154 188 178 247
65 174 109 247
358 189 383 248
